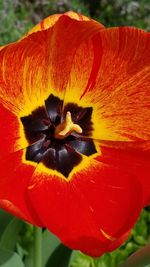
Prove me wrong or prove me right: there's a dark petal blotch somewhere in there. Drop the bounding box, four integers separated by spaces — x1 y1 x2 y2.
42 144 82 177
68 138 97 156
21 107 49 144
21 94 97 178
45 94 63 125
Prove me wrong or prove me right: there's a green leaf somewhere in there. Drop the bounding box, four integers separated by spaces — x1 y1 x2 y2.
0 209 13 238
0 248 24 267
42 230 60 267
121 244 150 267
45 244 72 267
23 245 33 267
0 217 24 251
24 229 60 267
70 251 92 267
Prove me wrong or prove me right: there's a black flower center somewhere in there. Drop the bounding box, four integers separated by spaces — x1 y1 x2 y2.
21 94 97 178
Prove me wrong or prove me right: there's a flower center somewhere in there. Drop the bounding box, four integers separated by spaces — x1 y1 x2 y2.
21 94 97 178
54 111 82 139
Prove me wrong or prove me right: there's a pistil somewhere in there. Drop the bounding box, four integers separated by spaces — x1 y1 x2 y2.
54 111 82 139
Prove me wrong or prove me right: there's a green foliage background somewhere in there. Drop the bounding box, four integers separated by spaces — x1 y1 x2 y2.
0 0 150 45
0 0 150 266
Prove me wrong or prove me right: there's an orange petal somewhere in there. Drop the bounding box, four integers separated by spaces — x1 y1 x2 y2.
24 11 96 37
24 14 62 37
0 15 103 118
86 27 150 141
63 27 150 141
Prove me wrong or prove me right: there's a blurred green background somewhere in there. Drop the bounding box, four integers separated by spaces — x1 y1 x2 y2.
0 0 150 266
0 0 150 45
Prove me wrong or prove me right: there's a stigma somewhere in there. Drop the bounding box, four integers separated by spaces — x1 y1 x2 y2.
54 111 82 139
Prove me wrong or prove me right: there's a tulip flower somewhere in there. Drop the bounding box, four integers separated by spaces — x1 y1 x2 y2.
0 11 149 258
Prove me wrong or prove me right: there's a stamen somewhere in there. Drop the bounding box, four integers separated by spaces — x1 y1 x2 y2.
54 111 82 139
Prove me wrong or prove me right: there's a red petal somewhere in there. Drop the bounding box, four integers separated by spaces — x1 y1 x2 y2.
107 229 131 252
76 229 131 256
27 159 142 256
0 104 40 222
0 150 42 226
96 140 150 206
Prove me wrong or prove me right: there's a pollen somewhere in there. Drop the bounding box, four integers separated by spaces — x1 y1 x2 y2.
54 111 82 139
